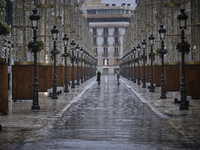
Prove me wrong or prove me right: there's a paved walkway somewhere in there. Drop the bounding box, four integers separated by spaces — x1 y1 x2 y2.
0 75 200 149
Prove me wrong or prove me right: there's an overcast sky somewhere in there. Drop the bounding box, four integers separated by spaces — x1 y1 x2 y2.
101 0 136 7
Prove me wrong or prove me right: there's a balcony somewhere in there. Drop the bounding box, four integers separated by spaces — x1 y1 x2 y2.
113 31 120 36
93 41 97 46
102 52 109 57
102 42 108 46
102 32 109 36
93 32 97 35
113 52 119 57
113 42 119 46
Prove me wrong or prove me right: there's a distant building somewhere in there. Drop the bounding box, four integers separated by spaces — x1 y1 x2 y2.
81 0 135 75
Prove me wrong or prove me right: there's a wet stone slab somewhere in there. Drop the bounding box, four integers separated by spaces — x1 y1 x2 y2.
19 76 200 150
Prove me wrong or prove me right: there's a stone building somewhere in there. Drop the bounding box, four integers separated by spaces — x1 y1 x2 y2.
81 0 135 75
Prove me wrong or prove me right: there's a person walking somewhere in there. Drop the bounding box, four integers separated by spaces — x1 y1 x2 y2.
97 68 101 85
116 69 120 85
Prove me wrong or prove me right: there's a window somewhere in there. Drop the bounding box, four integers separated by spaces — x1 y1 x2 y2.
93 28 97 35
93 47 98 55
114 28 118 35
87 10 96 14
114 58 119 65
115 37 119 44
104 37 108 45
103 59 109 65
103 28 108 35
104 47 108 55
114 47 119 54
93 38 97 45
119 9 123 14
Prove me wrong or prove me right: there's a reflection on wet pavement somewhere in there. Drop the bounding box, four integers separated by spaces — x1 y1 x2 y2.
20 75 200 150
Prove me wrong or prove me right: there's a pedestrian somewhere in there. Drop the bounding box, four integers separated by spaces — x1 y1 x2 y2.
97 68 101 85
116 69 120 85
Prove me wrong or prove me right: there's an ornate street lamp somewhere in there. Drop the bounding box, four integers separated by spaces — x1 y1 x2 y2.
62 34 69 93
71 40 76 88
76 45 80 85
83 50 87 81
51 26 59 99
142 40 146 88
80 47 84 83
29 9 40 109
137 44 141 85
128 52 131 80
130 49 133 81
149 34 155 92
126 53 129 79
177 9 188 110
133 47 136 83
158 25 167 99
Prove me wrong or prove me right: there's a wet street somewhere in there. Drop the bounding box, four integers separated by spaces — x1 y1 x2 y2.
17 76 199 149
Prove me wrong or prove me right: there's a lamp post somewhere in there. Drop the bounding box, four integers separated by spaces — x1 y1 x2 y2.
76 45 80 85
137 44 141 85
131 49 133 81
29 9 40 109
126 54 128 79
62 34 69 93
128 52 131 80
133 47 136 83
158 25 167 99
80 47 84 83
177 9 188 110
51 26 59 99
142 40 146 88
71 40 76 88
83 50 86 81
149 34 155 92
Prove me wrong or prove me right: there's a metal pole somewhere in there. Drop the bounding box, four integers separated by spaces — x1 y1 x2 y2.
131 55 133 81
180 29 188 110
133 53 136 83
71 43 75 88
160 40 166 98
149 45 155 92
77 51 80 85
64 45 69 92
81 53 83 83
137 51 140 85
52 40 58 99
32 28 40 109
142 49 146 88
84 60 86 81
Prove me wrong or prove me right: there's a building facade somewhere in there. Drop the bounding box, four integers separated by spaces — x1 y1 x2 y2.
81 0 135 75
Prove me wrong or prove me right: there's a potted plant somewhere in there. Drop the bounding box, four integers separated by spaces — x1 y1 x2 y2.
28 40 44 52
140 55 147 61
148 52 156 61
176 41 190 54
0 22 11 36
156 48 168 58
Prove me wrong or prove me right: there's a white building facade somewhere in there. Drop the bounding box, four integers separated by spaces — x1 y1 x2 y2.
81 0 135 75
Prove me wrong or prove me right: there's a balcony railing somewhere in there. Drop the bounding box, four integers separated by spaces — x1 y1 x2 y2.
102 32 109 36
102 52 109 57
113 31 120 36
93 41 97 45
113 52 119 57
113 42 119 45
93 32 97 35
102 42 108 45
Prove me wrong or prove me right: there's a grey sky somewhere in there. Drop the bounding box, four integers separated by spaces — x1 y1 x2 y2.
101 0 136 7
